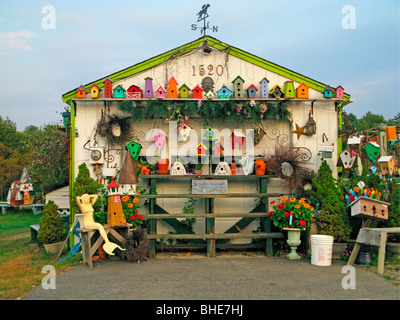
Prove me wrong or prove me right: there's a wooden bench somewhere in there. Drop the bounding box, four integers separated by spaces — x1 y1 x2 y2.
347 227 400 274
19 204 44 215
77 223 132 268
30 224 41 244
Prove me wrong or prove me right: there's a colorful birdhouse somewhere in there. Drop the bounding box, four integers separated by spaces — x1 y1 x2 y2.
144 77 154 98
170 161 186 175
152 130 167 150
232 76 245 99
246 84 258 99
167 77 178 98
125 141 142 161
178 122 193 142
283 81 296 99
212 142 224 155
217 85 233 99
179 84 190 99
113 85 126 98
89 83 101 99
192 84 204 99
156 86 166 98
76 85 87 98
335 86 344 99
259 78 270 98
364 141 380 162
106 178 127 226
296 82 309 99
378 156 395 176
269 85 284 99
231 131 245 150
107 177 121 196
322 85 334 99
204 127 215 141
103 78 113 99
385 126 397 141
197 143 208 156
127 85 143 99
336 149 358 169
238 156 254 175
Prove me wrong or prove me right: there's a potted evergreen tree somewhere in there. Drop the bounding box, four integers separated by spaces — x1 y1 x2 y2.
38 200 67 254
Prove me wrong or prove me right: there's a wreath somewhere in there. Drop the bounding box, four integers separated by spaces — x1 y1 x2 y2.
104 113 132 146
125 227 150 262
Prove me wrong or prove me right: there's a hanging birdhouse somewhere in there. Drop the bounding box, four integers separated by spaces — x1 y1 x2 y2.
179 84 190 99
125 141 142 161
232 76 245 99
76 85 87 98
259 78 270 98
336 149 358 169
89 83 101 99
322 85 334 98
113 85 126 98
212 142 224 156
192 84 204 99
170 161 186 175
144 77 154 98
214 162 231 175
167 77 178 98
156 86 166 98
363 141 380 162
378 156 395 176
254 127 266 145
246 84 258 99
127 85 143 99
197 143 208 156
152 130 167 151
296 83 309 99
283 81 296 99
335 86 344 99
178 123 193 142
305 112 317 136
103 78 113 99
239 156 254 175
231 131 245 150
217 85 232 99
269 85 284 99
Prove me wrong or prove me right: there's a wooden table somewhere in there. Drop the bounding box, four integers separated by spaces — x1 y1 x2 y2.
347 227 400 274
77 223 132 268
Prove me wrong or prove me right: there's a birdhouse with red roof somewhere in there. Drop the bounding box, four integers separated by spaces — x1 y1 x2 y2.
127 85 143 99
106 178 126 225
192 84 204 99
296 83 309 99
103 78 113 99
167 77 178 98
89 83 101 99
76 85 87 98
246 84 258 99
322 85 334 98
336 149 359 169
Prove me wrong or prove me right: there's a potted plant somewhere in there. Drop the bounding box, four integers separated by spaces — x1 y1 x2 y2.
194 163 203 175
38 200 67 254
269 197 314 259
121 194 145 229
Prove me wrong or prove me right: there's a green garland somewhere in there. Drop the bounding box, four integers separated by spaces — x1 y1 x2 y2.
118 99 291 126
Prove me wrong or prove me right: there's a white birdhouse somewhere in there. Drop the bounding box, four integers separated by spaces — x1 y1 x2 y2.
205 90 215 100
170 161 186 175
238 156 254 175
214 162 231 175
336 149 358 169
178 122 193 142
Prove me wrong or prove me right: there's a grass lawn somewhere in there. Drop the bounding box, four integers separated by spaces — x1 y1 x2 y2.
0 210 81 300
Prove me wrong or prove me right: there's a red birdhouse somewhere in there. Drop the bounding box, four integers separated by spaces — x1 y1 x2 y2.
103 78 113 99
192 84 204 99
212 142 224 155
197 143 208 156
127 85 143 99
231 132 245 150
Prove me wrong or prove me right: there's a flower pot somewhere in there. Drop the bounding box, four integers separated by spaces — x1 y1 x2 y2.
283 228 301 260
157 158 169 175
255 158 266 175
44 241 64 255
98 242 106 259
194 170 202 175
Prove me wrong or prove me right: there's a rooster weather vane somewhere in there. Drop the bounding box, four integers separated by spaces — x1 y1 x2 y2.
191 4 218 36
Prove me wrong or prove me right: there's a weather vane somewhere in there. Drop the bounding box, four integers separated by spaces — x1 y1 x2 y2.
191 4 218 36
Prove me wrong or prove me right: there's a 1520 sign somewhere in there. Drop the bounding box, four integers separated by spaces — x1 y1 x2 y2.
192 64 224 77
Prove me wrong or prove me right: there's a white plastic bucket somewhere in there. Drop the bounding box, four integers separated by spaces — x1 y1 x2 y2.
311 235 334 266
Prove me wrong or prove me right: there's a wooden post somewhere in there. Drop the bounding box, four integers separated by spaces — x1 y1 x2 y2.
149 178 157 258
377 231 387 275
260 177 273 255
206 197 215 257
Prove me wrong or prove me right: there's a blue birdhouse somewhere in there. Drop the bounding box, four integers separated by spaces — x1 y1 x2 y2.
322 85 334 99
259 78 269 98
217 85 233 99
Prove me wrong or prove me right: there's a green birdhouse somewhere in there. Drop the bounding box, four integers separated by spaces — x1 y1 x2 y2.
125 141 142 161
363 141 380 162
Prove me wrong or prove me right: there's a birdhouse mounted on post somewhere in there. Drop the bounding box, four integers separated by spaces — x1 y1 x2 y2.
127 85 143 99
246 84 258 99
192 84 204 99
76 85 87 98
103 78 113 99
167 77 178 98
125 141 142 161
217 85 232 99
197 143 208 156
144 77 154 98
296 83 309 99
336 149 359 170
212 142 224 156
378 156 395 176
283 81 296 99
89 83 101 99
259 78 270 98
232 76 245 99
113 85 125 99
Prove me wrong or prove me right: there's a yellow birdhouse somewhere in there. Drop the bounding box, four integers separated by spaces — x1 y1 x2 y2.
89 83 101 99
378 156 395 176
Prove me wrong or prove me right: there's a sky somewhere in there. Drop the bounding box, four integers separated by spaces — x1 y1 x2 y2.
0 0 399 131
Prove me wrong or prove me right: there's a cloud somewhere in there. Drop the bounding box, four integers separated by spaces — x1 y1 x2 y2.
0 30 36 53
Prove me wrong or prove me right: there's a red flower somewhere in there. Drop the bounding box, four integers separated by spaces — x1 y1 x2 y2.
270 201 276 204
138 215 143 221
284 212 290 217
277 203 285 209
268 211 273 216
299 220 306 226
129 215 136 221
135 213 139 217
